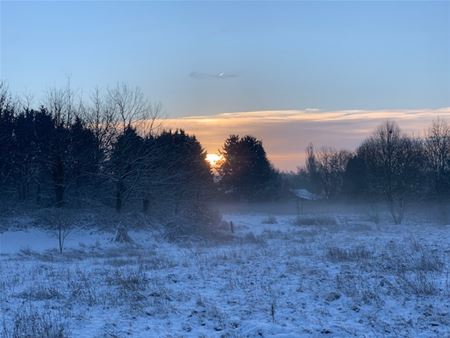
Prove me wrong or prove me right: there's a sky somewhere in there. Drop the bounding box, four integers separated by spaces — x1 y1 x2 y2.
1 1 450 170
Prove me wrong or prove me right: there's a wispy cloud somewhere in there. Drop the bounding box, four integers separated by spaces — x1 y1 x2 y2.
189 71 238 80
163 108 450 171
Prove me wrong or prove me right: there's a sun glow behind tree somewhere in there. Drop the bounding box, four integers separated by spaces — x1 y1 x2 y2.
206 153 223 168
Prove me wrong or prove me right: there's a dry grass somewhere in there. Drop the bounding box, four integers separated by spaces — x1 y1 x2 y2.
326 245 372 262
17 285 63 301
2 305 69 338
106 268 148 293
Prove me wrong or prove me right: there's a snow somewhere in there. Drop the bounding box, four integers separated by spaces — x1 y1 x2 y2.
1 211 450 337
0 228 107 255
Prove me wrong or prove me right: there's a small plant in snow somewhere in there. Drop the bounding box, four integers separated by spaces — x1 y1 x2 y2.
41 208 74 253
270 299 276 323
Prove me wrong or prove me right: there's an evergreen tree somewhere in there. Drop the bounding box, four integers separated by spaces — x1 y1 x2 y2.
0 99 15 195
110 126 144 213
342 155 368 198
154 130 213 219
218 135 279 201
67 116 103 204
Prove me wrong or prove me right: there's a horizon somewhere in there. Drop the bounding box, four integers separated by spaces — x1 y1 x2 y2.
165 106 450 171
1 81 450 170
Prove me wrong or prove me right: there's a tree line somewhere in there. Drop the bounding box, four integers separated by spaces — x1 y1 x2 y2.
293 119 450 223
0 83 215 223
0 83 280 224
1 82 449 225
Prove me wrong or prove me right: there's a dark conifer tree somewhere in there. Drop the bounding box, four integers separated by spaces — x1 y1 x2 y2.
67 116 103 204
342 155 368 198
154 130 213 219
218 135 279 201
0 97 15 195
110 126 144 213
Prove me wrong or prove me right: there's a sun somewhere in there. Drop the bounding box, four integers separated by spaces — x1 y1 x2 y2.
206 153 223 167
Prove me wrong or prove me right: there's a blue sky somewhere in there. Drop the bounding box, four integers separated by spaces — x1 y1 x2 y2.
2 1 449 117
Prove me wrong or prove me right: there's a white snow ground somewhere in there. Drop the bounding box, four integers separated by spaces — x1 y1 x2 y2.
1 212 450 337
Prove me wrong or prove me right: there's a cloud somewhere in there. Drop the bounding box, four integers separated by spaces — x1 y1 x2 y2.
162 107 450 171
189 71 238 80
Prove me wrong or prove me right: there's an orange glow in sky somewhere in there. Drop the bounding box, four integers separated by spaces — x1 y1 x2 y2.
164 107 450 171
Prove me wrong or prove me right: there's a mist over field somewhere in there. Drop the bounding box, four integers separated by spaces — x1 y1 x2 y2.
1 1 450 337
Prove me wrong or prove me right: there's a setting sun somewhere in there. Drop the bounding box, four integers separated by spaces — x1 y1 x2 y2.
206 153 223 167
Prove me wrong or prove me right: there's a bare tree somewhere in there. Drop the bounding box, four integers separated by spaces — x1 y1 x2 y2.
304 143 320 193
44 83 78 207
425 118 450 199
42 208 73 253
0 81 13 112
316 147 351 199
85 88 116 151
107 83 161 133
46 80 76 127
105 83 163 213
358 121 424 224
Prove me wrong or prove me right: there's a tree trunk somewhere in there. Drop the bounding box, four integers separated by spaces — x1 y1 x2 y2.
115 180 124 213
36 182 41 205
142 198 149 213
58 224 63 253
53 157 65 208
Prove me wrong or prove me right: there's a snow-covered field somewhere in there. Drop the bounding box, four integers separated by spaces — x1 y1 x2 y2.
1 211 450 337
